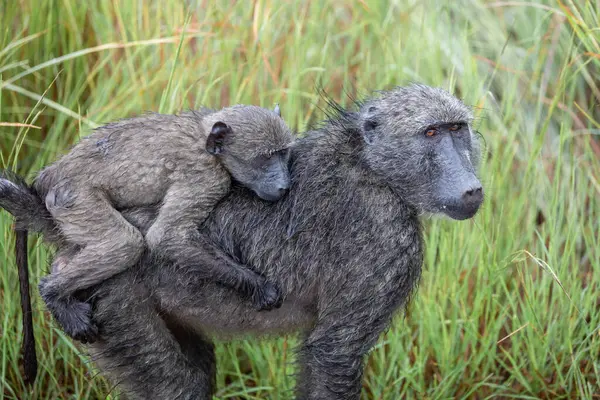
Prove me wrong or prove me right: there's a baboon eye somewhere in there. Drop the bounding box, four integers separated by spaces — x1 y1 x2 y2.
425 128 437 137
449 124 461 131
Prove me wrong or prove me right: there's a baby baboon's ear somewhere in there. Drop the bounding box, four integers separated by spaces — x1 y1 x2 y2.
273 103 281 117
361 106 379 145
206 122 232 155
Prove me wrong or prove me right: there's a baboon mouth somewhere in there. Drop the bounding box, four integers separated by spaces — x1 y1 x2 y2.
441 203 481 220
256 191 287 202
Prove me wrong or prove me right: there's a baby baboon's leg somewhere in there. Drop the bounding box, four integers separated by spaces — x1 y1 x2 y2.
51 245 81 274
145 180 282 311
39 186 144 342
44 187 144 292
90 281 215 400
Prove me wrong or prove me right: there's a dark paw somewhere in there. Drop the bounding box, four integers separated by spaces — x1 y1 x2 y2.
39 277 99 344
252 280 283 311
59 301 99 344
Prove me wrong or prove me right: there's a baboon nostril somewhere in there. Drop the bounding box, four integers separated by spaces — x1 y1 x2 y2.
463 186 483 201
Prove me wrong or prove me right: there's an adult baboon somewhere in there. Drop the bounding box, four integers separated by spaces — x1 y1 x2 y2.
3 84 484 399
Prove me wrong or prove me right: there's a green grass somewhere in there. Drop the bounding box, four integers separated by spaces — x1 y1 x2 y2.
1 0 599 398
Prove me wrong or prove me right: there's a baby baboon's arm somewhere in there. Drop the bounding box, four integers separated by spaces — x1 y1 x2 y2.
165 234 282 311
145 177 281 311
144 168 229 249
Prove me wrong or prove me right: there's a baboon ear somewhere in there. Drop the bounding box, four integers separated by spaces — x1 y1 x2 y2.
206 121 232 155
362 106 379 145
273 103 281 117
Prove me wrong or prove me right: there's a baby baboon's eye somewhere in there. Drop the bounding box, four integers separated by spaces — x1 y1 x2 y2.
279 148 291 162
425 128 437 137
449 124 461 131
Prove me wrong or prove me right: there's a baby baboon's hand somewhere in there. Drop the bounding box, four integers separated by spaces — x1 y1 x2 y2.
38 276 99 344
252 280 283 311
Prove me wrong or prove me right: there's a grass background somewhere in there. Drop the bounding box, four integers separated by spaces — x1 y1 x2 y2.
1 0 599 398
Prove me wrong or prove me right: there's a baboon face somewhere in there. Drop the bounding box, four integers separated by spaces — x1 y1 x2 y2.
360 85 483 220
206 105 293 201
222 146 291 202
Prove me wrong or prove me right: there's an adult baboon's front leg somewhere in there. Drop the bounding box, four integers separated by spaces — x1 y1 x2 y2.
295 280 408 399
295 323 369 399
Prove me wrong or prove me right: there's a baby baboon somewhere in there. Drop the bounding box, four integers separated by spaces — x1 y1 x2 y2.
3 85 484 398
12 105 294 347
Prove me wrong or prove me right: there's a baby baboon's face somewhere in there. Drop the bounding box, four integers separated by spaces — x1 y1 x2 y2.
225 146 291 201
206 105 294 201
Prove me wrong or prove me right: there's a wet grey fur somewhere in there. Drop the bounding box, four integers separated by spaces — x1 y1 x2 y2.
1 84 483 399
16 105 294 343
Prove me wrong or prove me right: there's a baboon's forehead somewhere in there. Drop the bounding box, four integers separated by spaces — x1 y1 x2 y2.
371 85 473 132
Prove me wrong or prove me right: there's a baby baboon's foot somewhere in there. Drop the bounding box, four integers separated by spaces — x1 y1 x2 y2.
59 300 99 344
252 280 283 311
38 276 99 344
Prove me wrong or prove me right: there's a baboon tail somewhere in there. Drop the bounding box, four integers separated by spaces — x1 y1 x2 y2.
0 169 56 236
15 229 37 384
0 170 49 385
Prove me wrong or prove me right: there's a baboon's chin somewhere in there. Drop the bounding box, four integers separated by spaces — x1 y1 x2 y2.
423 202 481 221
441 204 481 220
255 190 286 202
